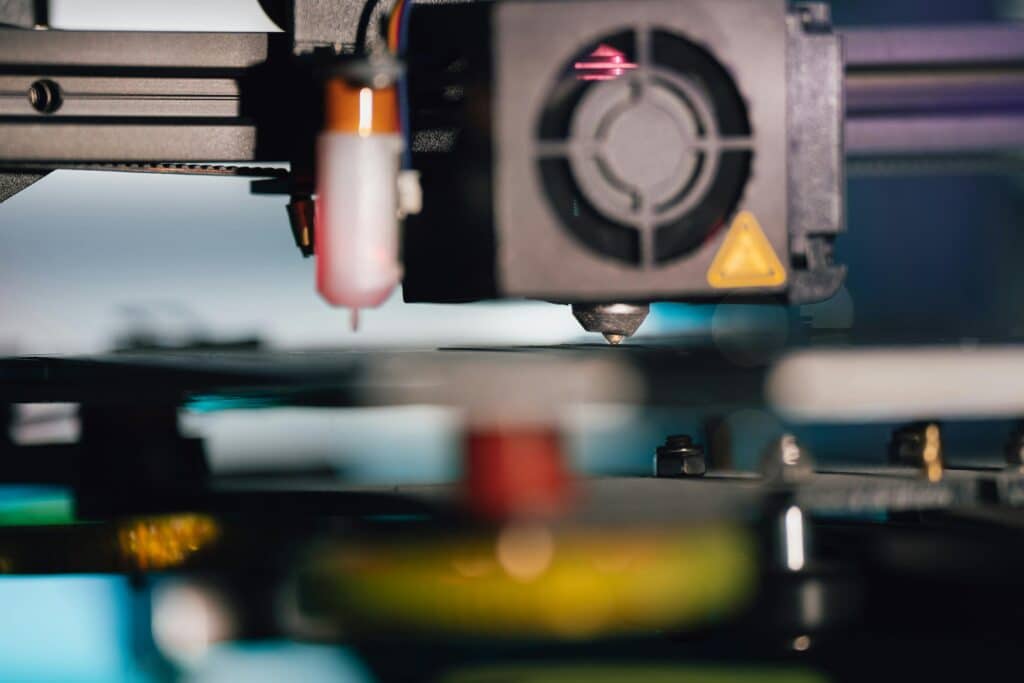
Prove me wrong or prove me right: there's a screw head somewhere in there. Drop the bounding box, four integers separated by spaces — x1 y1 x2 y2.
28 79 62 114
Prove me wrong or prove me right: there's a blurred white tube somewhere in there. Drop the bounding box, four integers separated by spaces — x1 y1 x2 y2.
768 347 1024 422
315 132 404 316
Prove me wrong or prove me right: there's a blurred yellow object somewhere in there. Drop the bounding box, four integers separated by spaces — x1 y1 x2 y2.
923 423 944 483
117 514 219 571
307 524 756 639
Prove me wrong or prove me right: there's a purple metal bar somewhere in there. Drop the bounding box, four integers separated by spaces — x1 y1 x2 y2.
846 70 1024 115
846 114 1024 155
843 25 1024 67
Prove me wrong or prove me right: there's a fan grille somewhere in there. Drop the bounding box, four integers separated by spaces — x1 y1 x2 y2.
536 29 753 268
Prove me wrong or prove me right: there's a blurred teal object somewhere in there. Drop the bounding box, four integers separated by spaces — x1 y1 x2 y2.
186 396 284 414
648 303 714 334
0 576 144 683
0 487 74 526
184 643 373 683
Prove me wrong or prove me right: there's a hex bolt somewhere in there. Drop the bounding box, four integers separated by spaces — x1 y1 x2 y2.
654 435 706 478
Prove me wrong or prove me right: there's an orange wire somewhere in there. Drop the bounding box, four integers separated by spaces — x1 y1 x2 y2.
387 0 405 53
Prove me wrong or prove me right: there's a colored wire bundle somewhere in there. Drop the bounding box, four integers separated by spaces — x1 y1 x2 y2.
388 0 414 168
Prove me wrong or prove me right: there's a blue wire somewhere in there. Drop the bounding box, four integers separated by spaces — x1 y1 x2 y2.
398 0 414 169
399 0 413 52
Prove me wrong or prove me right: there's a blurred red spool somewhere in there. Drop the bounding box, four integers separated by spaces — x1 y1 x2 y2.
464 427 573 520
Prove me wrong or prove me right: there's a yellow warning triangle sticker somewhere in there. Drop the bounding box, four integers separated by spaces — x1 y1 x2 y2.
707 211 787 289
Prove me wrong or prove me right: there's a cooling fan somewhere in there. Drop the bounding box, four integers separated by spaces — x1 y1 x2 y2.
536 29 754 269
494 0 791 302
403 0 843 307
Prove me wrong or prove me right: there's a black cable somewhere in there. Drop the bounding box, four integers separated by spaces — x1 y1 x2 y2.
355 0 387 55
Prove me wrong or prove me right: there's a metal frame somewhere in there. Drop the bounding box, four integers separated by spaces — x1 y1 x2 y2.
0 16 1021 166
0 29 279 163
